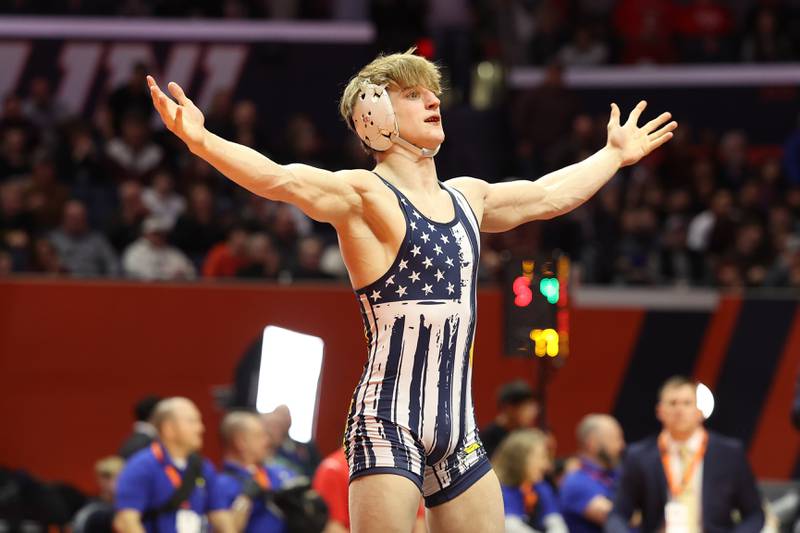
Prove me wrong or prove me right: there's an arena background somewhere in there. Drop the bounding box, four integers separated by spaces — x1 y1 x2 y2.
1 5 800 505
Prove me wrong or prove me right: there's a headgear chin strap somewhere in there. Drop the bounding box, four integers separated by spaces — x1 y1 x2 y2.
352 82 441 158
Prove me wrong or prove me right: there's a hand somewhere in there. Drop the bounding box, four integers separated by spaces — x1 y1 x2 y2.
605 101 677 167
147 75 206 150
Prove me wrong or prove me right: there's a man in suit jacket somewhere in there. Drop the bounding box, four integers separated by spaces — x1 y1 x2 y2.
606 376 764 533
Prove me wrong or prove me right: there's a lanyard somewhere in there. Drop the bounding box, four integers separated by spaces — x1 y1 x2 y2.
224 462 272 490
253 466 271 490
150 442 190 509
520 483 538 515
658 431 708 498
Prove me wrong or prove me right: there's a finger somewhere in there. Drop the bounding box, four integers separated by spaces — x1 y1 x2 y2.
174 105 184 133
626 100 647 126
168 82 191 106
648 131 674 152
608 103 621 128
648 120 678 140
643 112 672 134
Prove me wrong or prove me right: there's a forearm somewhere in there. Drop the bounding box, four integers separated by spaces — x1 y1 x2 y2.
531 145 623 219
113 511 146 533
190 130 293 201
229 495 253 532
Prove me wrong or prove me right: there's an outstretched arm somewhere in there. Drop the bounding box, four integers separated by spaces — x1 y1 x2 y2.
463 101 676 233
147 76 361 225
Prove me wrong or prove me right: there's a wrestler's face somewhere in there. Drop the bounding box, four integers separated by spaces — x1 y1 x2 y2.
388 84 444 152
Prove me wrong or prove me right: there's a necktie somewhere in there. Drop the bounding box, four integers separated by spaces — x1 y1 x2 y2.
678 445 700 533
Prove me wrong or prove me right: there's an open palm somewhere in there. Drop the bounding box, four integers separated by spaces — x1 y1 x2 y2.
607 101 677 167
147 75 206 148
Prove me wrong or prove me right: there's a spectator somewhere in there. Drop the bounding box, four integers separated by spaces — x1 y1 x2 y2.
511 63 578 176
0 126 31 181
107 63 153 133
106 180 148 254
171 183 224 266
22 77 70 146
742 8 793 63
141 170 186 228
25 151 69 230
493 429 568 533
203 225 250 278
105 112 164 181
261 405 321 478
606 376 764 533
675 0 733 62
50 200 119 277
481 380 540 460
122 216 196 280
217 411 295 533
559 414 624 533
113 397 233 533
291 236 336 280
29 237 66 275
557 27 609 67
72 456 125 533
236 232 282 280
119 395 162 460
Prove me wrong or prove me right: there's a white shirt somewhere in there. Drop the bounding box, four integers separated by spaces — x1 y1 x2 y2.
662 429 705 532
122 238 196 281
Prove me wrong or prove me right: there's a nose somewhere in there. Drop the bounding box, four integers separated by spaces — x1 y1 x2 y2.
424 89 440 110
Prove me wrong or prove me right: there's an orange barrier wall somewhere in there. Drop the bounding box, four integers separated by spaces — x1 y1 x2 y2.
1 280 797 493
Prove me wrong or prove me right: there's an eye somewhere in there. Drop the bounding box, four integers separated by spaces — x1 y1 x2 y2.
407 90 419 99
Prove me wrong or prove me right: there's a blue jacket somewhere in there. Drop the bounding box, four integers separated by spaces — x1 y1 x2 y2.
606 431 764 533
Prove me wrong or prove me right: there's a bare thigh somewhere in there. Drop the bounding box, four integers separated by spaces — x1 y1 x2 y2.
425 469 504 533
350 474 422 533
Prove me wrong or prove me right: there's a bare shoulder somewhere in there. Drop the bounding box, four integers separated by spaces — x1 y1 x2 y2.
445 176 490 200
333 168 385 194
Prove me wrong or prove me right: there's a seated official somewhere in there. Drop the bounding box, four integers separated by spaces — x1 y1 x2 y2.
481 380 540 460
217 411 296 533
560 414 624 533
493 429 568 533
114 397 233 533
606 376 764 533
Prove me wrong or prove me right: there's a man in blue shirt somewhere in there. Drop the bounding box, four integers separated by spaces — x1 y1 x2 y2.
114 397 233 533
560 414 625 533
216 411 296 533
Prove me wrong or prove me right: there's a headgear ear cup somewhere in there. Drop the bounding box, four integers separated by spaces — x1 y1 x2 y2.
352 83 395 152
352 81 440 158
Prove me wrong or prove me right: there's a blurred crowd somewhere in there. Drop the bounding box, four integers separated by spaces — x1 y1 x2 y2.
3 377 797 532
1 5 800 289
3 0 800 67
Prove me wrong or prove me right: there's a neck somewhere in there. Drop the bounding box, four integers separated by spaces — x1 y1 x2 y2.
375 151 439 194
666 427 699 442
162 440 190 462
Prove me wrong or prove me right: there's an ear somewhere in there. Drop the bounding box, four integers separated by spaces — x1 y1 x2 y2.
655 403 664 425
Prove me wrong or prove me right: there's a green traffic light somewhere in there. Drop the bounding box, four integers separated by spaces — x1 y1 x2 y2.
539 278 559 304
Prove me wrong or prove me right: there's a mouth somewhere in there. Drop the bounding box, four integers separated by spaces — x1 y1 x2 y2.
425 115 441 124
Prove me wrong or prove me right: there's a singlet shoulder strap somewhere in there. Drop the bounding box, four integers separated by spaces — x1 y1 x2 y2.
441 182 481 237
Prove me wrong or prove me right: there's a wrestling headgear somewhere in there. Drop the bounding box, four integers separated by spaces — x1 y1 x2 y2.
352 81 440 158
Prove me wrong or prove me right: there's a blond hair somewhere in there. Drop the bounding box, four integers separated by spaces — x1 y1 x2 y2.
339 48 442 133
492 429 548 487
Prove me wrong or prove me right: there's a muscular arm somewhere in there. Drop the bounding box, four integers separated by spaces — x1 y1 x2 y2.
456 101 676 233
147 76 362 226
113 510 146 533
